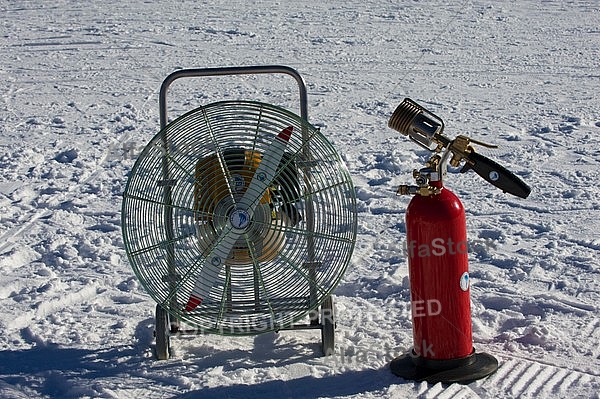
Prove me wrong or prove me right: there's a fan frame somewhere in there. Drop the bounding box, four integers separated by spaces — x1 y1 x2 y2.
123 66 356 359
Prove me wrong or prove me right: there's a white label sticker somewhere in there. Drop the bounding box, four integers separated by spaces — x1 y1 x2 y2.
231 174 245 192
460 272 470 291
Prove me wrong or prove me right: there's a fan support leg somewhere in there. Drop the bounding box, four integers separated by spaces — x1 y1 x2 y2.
155 304 171 360
320 295 335 356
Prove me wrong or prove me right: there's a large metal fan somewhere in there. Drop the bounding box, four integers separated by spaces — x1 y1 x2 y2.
121 67 357 359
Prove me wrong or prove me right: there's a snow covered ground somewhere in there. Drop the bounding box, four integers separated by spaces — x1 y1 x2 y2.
1 0 599 397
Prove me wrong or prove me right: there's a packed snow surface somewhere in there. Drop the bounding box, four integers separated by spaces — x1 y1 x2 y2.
0 0 599 398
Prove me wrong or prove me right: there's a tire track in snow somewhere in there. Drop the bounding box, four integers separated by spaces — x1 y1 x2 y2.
408 355 599 398
418 382 479 399
539 368 570 398
508 362 544 397
581 319 600 352
482 358 526 392
476 355 599 398
552 372 584 397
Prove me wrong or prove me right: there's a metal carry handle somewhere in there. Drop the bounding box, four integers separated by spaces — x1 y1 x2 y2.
158 65 319 324
159 65 309 129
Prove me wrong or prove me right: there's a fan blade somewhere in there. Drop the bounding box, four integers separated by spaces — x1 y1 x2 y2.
184 225 242 312
237 126 293 212
184 126 293 312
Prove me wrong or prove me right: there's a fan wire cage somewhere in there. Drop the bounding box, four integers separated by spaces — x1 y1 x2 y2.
122 99 357 336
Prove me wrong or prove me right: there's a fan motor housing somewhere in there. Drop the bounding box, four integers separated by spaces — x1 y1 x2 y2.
194 149 287 265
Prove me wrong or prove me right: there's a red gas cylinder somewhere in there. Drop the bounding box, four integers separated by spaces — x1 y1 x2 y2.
391 179 498 384
405 180 472 360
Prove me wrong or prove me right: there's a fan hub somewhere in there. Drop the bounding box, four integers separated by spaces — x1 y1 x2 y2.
229 208 251 230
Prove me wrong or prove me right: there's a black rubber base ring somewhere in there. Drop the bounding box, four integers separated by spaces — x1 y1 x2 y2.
390 349 499 385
